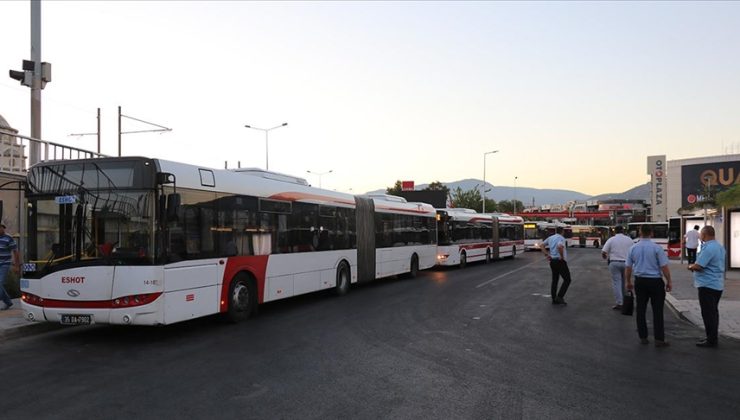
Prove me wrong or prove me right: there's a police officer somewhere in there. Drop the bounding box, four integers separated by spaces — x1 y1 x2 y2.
541 226 571 305
625 224 673 347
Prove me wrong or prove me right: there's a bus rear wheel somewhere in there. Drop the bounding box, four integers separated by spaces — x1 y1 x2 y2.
408 254 419 278
485 249 491 264
594 240 600 248
226 273 255 323
460 251 467 269
333 261 350 295
512 246 517 258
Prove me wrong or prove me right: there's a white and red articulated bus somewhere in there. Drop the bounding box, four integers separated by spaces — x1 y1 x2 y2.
21 157 437 326
435 208 524 267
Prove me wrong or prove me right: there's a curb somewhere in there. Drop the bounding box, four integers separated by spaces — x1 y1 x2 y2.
665 293 704 327
665 293 740 341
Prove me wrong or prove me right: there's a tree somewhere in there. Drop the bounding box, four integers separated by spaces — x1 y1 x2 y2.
483 198 497 212
450 187 483 212
424 181 449 195
715 184 740 208
386 180 403 195
498 200 513 213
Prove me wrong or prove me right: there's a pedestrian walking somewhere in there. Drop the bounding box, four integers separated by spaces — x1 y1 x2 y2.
688 226 726 348
625 224 673 347
541 226 571 305
601 226 634 310
685 225 700 264
0 223 21 310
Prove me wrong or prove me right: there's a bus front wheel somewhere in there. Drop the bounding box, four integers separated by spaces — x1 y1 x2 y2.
226 273 256 323
460 252 467 269
485 249 491 264
594 240 600 248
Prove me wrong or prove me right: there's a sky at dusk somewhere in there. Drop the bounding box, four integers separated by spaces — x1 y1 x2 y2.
1 1 739 196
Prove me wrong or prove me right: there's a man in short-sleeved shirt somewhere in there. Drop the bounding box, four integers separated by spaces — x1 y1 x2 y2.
601 226 634 309
541 226 571 305
625 224 673 347
685 225 700 264
0 223 20 310
688 226 726 348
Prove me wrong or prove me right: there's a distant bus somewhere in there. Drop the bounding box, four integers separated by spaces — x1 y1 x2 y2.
523 221 572 251
21 157 438 326
567 225 611 248
435 209 524 267
627 221 681 257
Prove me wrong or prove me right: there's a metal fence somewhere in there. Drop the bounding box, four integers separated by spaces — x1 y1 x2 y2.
0 128 106 174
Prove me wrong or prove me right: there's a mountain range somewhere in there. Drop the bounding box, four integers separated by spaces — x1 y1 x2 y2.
368 180 650 206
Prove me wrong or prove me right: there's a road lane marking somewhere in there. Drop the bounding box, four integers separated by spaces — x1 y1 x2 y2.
476 261 538 288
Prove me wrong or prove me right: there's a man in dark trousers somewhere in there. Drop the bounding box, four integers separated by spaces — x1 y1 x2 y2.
684 225 701 264
625 224 673 347
688 226 726 348
541 226 571 305
0 223 20 310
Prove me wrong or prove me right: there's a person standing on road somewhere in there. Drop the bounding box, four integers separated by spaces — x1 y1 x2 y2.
688 226 726 348
0 223 21 311
601 226 634 310
685 225 701 264
625 224 673 347
541 226 571 305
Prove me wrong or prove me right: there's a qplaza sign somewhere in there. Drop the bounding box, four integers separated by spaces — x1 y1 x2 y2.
682 160 740 207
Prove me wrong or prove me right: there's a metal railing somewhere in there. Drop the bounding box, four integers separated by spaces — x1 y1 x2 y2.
0 128 106 174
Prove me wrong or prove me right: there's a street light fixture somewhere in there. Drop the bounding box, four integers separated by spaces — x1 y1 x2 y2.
307 169 333 188
482 150 499 213
244 122 288 170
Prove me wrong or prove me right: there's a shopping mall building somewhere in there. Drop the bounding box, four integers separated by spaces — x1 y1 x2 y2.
649 154 740 269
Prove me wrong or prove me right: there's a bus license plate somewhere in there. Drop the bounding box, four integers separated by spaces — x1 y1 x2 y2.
60 314 93 325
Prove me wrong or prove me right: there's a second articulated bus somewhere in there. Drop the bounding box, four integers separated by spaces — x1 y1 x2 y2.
524 221 572 251
21 157 437 326
435 208 524 267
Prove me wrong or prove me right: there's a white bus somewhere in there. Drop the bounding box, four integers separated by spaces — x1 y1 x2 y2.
627 221 681 258
435 209 524 267
20 157 437 326
567 225 611 248
523 221 572 251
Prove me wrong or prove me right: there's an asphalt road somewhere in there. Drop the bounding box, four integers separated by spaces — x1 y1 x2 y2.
2 249 739 419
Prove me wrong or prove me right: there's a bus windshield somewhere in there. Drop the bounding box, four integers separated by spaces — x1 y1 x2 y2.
25 159 158 276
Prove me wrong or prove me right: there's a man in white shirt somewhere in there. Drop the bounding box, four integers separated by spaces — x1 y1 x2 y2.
601 226 635 310
684 225 700 264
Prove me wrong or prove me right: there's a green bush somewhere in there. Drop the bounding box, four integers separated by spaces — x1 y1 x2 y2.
4 269 21 299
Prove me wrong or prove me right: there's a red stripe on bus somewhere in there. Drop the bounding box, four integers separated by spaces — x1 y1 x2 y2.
220 256 270 312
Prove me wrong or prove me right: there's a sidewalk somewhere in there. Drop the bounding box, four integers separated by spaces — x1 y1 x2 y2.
0 298 60 340
666 259 740 341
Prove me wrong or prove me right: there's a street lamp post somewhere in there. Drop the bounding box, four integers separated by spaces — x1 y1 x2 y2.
514 176 518 215
244 122 288 170
482 150 499 213
703 175 711 225
307 169 333 188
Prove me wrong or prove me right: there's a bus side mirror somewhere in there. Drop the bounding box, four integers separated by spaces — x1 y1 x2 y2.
166 194 181 221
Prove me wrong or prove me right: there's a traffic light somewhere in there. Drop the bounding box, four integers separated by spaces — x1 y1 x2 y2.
8 59 51 89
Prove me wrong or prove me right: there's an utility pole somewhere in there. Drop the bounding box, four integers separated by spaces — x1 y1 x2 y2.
9 1 51 164
30 0 42 164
